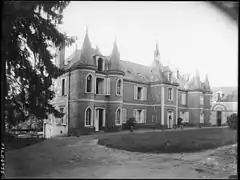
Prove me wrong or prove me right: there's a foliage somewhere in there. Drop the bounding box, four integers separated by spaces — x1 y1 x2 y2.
155 123 168 129
3 1 75 127
227 113 237 129
135 124 156 129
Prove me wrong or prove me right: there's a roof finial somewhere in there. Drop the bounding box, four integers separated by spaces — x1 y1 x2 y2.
86 26 89 35
74 36 78 51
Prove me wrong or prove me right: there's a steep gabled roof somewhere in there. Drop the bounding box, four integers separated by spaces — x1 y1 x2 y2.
119 60 151 83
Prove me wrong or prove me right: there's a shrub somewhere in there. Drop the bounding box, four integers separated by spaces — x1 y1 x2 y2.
182 123 197 127
68 127 94 136
155 123 168 129
104 125 122 132
81 127 95 135
135 124 156 129
227 113 237 130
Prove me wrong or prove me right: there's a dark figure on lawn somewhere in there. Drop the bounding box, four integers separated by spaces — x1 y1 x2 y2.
177 117 184 129
127 117 136 132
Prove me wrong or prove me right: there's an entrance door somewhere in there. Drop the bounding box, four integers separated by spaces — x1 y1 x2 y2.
95 108 105 132
217 111 222 126
167 111 174 129
98 109 103 131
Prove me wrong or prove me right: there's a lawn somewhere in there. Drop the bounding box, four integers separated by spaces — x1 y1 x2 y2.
5 133 45 151
98 128 237 153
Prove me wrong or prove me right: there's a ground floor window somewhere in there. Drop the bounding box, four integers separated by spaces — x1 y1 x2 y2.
179 111 189 123
116 108 121 125
85 107 92 126
133 109 146 123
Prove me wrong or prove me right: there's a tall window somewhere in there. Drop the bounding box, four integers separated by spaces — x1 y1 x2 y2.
116 79 121 95
61 79 65 96
85 107 92 126
134 86 147 100
168 88 173 101
116 108 121 125
86 74 92 93
137 87 143 100
96 77 105 94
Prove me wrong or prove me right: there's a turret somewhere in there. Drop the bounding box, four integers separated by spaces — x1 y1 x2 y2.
79 27 94 66
150 42 166 82
108 38 120 70
204 73 211 91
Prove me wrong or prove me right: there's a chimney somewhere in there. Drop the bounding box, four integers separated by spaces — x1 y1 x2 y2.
55 44 65 68
177 70 180 79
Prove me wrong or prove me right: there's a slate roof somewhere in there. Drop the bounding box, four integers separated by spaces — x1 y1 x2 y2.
119 60 151 83
63 48 208 90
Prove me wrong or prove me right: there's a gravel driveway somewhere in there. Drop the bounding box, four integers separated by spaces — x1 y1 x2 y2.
38 138 236 179
6 128 236 179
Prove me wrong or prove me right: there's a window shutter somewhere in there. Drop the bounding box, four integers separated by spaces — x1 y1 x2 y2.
121 80 123 96
144 109 147 123
134 85 137 100
120 109 123 124
133 109 137 119
122 109 127 123
104 78 107 94
144 87 147 100
103 109 106 127
106 78 110 95
57 79 61 96
94 77 96 94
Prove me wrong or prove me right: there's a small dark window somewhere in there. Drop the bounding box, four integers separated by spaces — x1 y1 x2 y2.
86 75 92 92
86 108 92 126
137 87 142 100
98 58 104 71
62 79 65 96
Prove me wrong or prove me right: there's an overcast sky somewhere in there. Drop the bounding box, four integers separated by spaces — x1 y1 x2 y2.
59 1 238 87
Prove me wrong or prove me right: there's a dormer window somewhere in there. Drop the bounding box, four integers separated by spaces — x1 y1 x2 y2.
168 72 172 82
96 56 105 71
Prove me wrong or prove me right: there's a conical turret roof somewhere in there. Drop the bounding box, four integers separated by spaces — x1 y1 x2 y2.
109 38 120 70
79 28 94 65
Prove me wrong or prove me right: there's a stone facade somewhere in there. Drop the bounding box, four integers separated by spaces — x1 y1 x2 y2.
44 30 213 138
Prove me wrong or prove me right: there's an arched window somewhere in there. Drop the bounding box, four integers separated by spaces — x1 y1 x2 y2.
86 74 92 93
85 107 92 126
116 79 121 95
116 108 121 125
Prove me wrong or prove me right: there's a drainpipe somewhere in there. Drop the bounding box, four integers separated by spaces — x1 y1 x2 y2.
176 89 178 126
67 71 71 135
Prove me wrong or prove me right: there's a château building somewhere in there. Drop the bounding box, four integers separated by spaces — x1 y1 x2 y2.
44 30 212 138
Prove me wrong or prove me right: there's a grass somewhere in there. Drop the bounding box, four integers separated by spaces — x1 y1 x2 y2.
5 133 45 151
98 128 237 153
